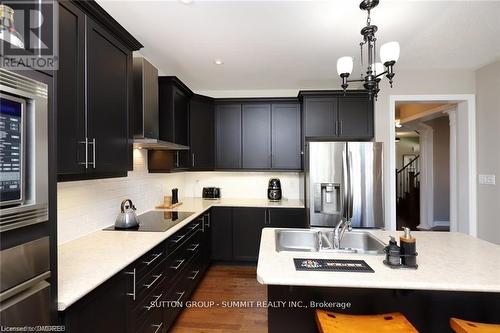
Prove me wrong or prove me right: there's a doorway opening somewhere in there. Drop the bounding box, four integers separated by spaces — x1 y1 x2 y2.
388 95 477 236
395 103 452 231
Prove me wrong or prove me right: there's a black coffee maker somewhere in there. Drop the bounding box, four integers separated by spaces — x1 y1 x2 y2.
267 178 282 202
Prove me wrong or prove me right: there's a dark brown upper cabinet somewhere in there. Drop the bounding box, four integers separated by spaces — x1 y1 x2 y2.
215 104 242 169
301 91 374 141
242 104 272 169
57 1 142 181
189 95 215 170
215 100 302 171
271 103 302 170
158 77 191 147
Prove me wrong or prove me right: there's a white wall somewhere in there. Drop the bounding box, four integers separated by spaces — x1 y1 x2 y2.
374 69 475 230
57 149 301 244
475 60 500 245
425 116 450 222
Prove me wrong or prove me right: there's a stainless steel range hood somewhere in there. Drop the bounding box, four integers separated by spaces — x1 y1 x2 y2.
132 56 189 150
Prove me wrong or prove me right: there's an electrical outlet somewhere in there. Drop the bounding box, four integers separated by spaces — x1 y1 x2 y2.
478 174 496 185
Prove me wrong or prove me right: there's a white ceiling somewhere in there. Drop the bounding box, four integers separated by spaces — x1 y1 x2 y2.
97 0 500 91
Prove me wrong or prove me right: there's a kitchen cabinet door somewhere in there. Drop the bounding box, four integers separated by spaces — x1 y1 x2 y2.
215 104 242 169
242 104 271 169
60 273 127 333
267 208 307 228
271 103 302 170
303 97 338 138
190 95 215 170
338 96 374 140
232 208 267 261
173 86 189 146
86 18 131 174
211 207 233 261
57 1 86 175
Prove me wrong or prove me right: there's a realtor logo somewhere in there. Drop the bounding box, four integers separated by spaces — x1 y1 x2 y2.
0 0 58 70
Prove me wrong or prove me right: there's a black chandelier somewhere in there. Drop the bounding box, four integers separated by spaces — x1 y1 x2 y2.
337 0 400 99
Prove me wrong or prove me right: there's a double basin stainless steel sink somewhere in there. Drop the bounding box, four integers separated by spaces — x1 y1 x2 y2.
275 229 386 254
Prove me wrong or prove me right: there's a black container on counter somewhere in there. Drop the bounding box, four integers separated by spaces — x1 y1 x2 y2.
385 236 401 266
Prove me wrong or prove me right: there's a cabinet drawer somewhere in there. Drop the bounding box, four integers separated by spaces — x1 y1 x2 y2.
132 258 166 308
131 279 165 333
126 243 166 285
164 230 202 284
166 218 202 253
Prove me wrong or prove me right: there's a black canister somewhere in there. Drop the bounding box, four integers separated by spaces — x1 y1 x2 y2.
385 236 401 266
400 227 417 267
171 188 179 204
267 178 282 201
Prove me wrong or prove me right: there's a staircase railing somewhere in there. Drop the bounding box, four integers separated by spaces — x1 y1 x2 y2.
396 155 420 201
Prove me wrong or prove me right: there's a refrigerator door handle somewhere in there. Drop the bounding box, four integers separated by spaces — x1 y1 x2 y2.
342 150 349 221
348 151 354 221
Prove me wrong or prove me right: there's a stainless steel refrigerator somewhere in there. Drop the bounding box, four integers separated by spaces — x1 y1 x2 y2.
305 141 384 228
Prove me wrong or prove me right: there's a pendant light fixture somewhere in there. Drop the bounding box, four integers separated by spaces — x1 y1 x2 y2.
336 0 400 99
0 4 25 49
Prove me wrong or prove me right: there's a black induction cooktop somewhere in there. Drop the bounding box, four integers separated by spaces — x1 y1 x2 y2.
104 211 194 232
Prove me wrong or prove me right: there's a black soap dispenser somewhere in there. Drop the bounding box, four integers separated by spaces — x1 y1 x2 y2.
385 236 401 267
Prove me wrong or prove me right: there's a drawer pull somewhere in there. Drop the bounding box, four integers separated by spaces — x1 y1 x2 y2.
171 235 185 244
152 322 163 333
175 291 185 303
170 259 185 270
187 243 199 252
204 213 210 228
142 252 163 266
188 270 200 280
145 293 163 311
188 223 199 230
144 273 163 289
125 268 136 300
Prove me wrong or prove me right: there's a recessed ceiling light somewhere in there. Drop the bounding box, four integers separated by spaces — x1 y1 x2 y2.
214 59 224 65
179 0 193 4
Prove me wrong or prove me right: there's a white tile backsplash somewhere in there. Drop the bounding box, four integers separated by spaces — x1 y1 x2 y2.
57 149 302 244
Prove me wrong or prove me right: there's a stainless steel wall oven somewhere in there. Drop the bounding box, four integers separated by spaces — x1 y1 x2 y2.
0 68 51 327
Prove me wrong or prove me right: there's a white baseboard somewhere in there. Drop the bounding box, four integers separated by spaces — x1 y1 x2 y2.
433 220 450 227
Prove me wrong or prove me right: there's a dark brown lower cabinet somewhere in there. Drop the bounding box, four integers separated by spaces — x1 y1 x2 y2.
212 207 307 262
59 216 210 333
58 207 304 332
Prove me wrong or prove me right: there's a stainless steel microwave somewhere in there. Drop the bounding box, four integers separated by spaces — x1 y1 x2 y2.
0 69 49 229
0 93 25 206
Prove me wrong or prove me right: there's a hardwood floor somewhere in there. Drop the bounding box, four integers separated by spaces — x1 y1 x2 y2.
170 264 268 333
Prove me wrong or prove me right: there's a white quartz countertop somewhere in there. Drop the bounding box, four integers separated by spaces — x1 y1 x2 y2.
257 228 500 293
58 197 304 311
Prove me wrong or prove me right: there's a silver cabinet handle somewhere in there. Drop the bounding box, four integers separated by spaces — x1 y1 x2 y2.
171 234 185 244
145 293 163 311
187 243 199 252
78 138 89 169
152 322 163 333
144 273 163 289
188 223 199 231
170 259 185 270
340 120 343 135
88 138 96 168
188 270 200 280
192 153 195 167
267 209 272 225
125 268 136 300
175 291 185 303
200 217 205 233
204 213 210 228
142 252 163 266
175 151 180 168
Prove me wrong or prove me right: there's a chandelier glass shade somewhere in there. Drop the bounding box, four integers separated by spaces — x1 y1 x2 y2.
337 0 399 99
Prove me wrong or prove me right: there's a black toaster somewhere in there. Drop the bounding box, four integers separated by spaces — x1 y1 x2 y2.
202 187 221 199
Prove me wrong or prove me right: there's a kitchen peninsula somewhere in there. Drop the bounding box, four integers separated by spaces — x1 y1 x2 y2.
257 228 500 332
